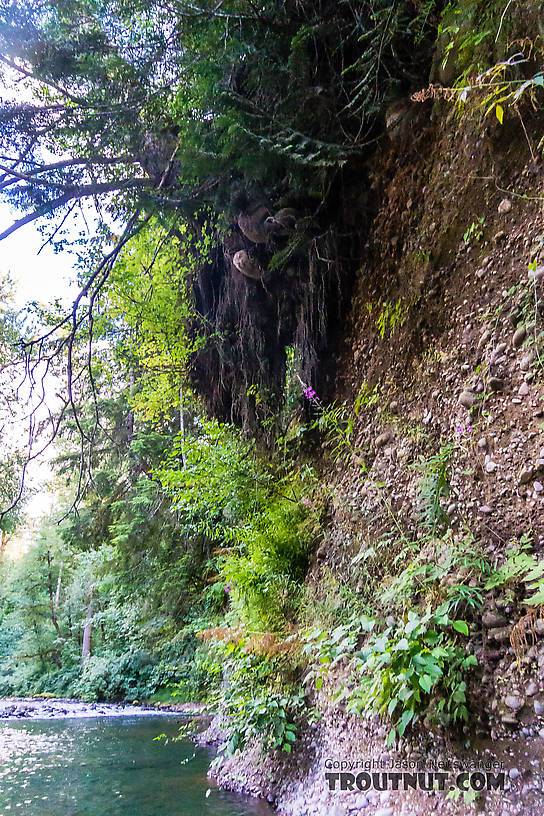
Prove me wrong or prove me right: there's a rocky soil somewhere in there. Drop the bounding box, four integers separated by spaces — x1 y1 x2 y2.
201 102 544 816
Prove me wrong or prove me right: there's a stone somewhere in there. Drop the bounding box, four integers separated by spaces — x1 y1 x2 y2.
519 466 536 485
478 330 491 348
509 768 521 779
375 809 394 816
489 377 504 392
528 265 544 281
489 626 511 641
512 326 527 348
375 432 391 448
527 681 539 697
539 728 544 739
535 701 544 716
534 482 544 493
479 505 493 514
518 381 530 396
478 437 488 450
498 198 512 214
520 350 536 371
483 610 508 628
447 503 457 517
458 390 476 409
485 461 497 473
504 695 525 711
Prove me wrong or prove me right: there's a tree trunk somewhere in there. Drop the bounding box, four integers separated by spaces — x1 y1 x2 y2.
54 561 63 611
179 382 186 467
81 585 95 665
46 550 61 637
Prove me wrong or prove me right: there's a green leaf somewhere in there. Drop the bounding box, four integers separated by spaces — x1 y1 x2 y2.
453 620 469 636
285 730 296 742
419 675 434 693
397 708 414 737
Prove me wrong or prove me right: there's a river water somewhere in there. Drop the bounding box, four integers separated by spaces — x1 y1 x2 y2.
0 710 273 816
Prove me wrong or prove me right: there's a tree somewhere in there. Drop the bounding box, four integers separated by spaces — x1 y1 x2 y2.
0 0 442 518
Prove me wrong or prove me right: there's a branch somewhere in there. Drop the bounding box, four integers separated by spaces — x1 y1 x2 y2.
0 156 137 192
0 178 151 241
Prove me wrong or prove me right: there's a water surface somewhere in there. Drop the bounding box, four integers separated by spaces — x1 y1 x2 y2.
0 715 273 816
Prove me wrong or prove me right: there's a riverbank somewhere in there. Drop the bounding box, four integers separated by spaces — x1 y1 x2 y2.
200 707 544 816
0 696 209 720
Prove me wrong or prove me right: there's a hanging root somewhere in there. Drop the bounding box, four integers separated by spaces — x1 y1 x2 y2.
510 606 544 662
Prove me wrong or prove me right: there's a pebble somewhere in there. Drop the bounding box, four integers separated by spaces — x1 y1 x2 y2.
375 432 391 448
479 505 493 514
528 265 544 281
489 377 504 392
539 728 544 739
478 330 491 348
504 695 525 711
526 681 539 697
512 326 527 348
486 461 497 473
534 482 544 493
458 390 475 408
483 610 508 628
519 466 536 485
534 701 543 715
518 381 530 396
375 809 394 816
509 768 521 779
478 437 488 449
520 351 536 370
498 198 512 214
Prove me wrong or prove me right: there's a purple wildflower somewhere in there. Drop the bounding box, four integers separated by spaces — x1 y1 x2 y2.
301 497 313 507
224 582 231 594
302 385 318 402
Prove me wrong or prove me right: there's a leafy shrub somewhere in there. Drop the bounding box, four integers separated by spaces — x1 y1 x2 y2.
305 605 476 747
205 638 305 758
74 649 157 701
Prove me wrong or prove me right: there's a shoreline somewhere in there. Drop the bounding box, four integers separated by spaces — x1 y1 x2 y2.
0 696 210 720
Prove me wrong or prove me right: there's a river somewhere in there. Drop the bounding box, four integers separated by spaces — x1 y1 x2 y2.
0 704 273 816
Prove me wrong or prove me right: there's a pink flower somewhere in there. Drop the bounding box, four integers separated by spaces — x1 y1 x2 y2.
301 497 312 507
224 582 231 594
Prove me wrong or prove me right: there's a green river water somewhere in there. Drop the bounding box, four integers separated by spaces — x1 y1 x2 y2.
0 716 273 816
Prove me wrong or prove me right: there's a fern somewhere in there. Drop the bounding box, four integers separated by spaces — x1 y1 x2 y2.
413 445 455 533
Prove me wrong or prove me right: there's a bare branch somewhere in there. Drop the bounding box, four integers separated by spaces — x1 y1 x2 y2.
0 178 151 241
